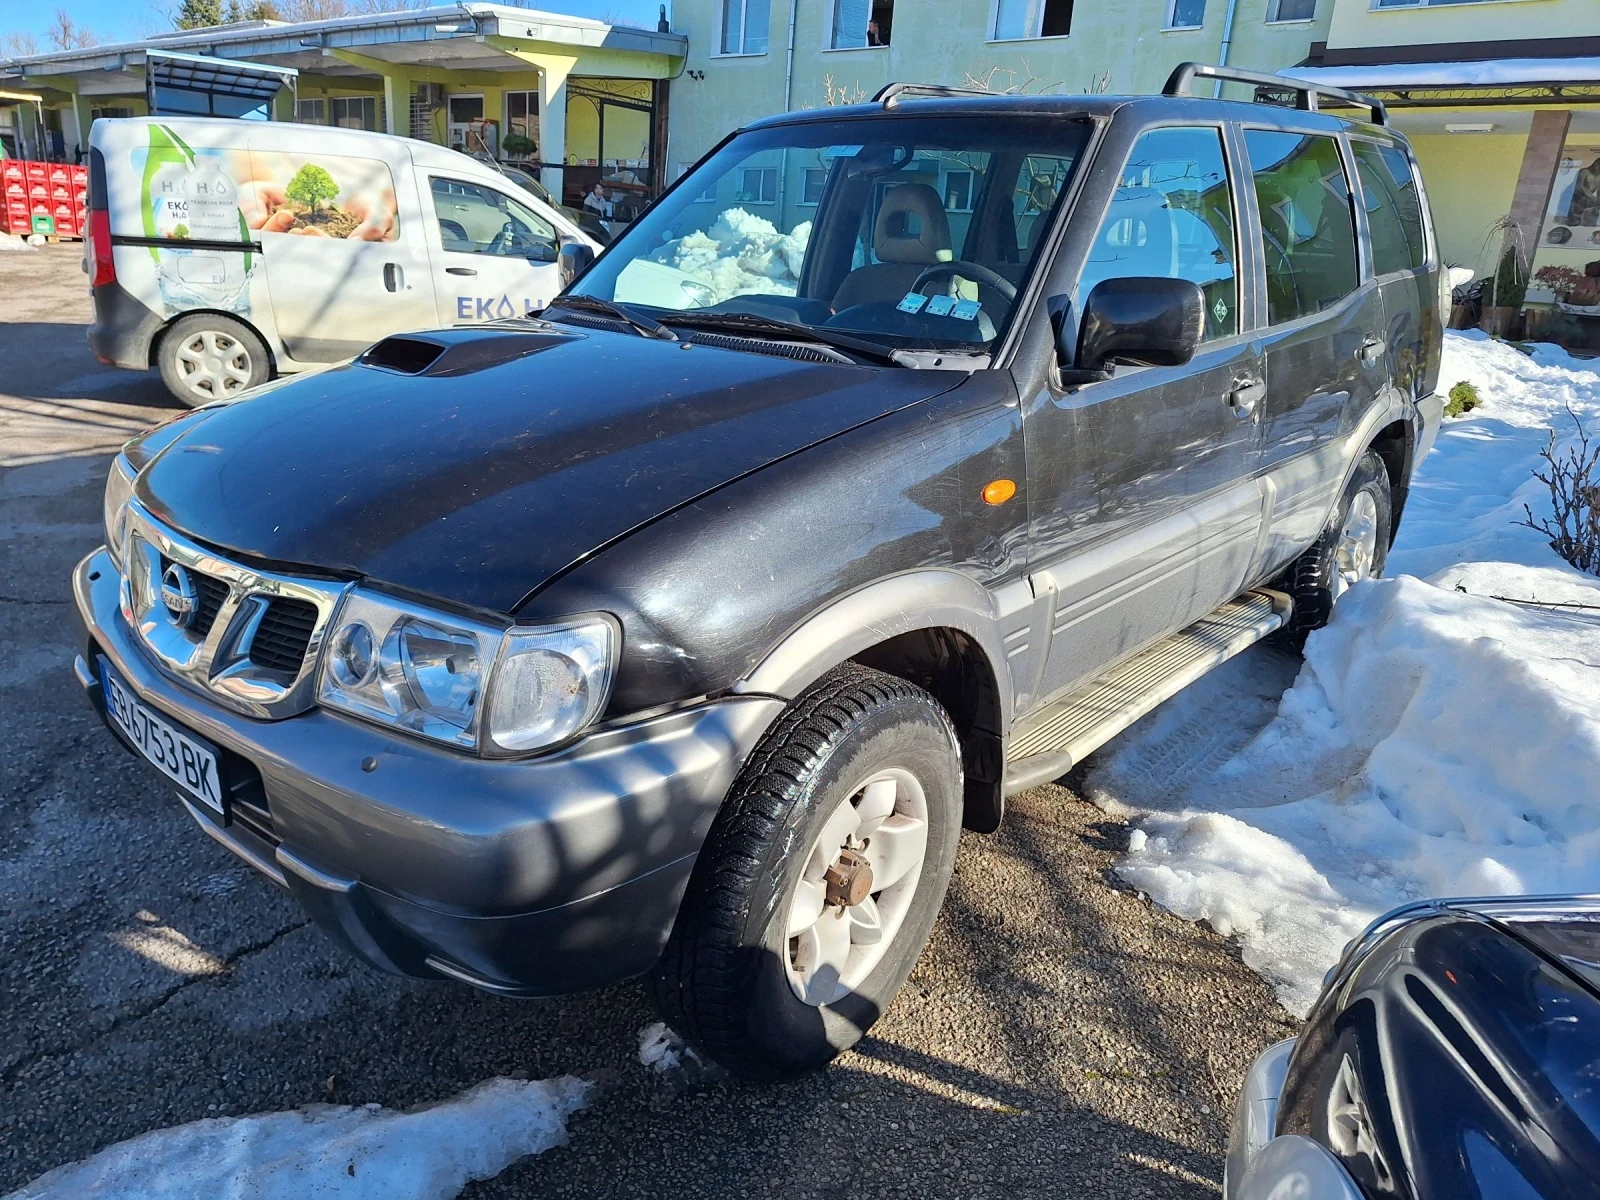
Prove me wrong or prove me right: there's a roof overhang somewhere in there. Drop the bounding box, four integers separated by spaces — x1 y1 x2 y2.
1286 57 1600 108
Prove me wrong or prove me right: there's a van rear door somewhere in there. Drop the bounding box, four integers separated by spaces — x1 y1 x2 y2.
248 126 437 363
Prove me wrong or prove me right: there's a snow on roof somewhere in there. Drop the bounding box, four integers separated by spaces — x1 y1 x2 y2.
1285 56 1600 91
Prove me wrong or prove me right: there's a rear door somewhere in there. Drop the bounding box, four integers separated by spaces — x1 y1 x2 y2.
420 174 563 323
251 128 436 363
1241 127 1388 578
1024 123 1265 703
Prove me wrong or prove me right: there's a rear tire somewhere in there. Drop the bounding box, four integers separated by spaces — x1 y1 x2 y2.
1273 450 1393 649
650 664 963 1080
157 313 270 407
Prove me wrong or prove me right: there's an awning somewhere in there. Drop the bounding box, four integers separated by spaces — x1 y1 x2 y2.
1280 58 1600 105
146 49 297 117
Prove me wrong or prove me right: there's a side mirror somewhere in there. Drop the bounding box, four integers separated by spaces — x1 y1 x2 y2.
1071 277 1205 376
558 241 595 289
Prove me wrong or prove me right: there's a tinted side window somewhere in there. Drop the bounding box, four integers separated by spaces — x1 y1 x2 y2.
1352 140 1426 274
1244 130 1359 324
1078 126 1238 341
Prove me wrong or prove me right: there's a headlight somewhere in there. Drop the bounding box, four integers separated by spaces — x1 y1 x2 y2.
317 588 616 754
102 454 136 571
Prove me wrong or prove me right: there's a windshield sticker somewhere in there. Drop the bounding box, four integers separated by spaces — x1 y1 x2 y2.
925 295 956 317
1213 296 1229 324
897 292 929 314
951 298 981 321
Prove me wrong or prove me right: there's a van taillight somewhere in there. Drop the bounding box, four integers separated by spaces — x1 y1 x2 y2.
89 210 115 288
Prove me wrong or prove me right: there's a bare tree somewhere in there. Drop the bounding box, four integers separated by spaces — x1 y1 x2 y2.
960 59 1065 96
47 9 97 49
821 74 867 106
1519 408 1600 577
3 30 41 56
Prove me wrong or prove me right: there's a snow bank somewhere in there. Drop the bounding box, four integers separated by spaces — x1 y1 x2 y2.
637 1021 686 1072
5 1076 589 1200
650 208 811 304
1088 331 1600 1014
0 233 37 253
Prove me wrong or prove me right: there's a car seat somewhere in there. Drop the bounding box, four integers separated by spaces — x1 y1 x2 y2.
831 183 953 311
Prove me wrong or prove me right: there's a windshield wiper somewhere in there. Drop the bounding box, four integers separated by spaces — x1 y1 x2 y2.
657 312 901 366
546 294 678 341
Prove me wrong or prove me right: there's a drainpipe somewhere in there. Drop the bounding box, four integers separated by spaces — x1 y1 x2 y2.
783 0 799 112
1214 0 1241 97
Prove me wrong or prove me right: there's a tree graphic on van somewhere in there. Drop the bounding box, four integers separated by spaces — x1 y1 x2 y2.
285 164 338 210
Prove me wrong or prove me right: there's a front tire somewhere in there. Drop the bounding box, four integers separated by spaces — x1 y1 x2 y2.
650 664 963 1080
157 313 270 407
1274 450 1393 648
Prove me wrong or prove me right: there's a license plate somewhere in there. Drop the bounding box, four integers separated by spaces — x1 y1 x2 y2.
99 660 225 817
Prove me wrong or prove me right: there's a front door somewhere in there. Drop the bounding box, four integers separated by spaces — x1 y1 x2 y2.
1025 124 1265 704
252 136 436 363
1241 128 1388 577
424 175 564 324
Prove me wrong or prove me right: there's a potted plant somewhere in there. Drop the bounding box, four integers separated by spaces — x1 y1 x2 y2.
1480 241 1529 338
1534 264 1585 303
502 133 537 161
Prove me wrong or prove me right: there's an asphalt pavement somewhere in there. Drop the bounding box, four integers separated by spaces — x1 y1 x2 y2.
0 243 1297 1198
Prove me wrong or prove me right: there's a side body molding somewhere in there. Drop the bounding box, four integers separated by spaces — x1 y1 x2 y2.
733 568 1015 731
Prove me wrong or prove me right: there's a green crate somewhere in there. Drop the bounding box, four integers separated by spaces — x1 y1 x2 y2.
30 213 55 235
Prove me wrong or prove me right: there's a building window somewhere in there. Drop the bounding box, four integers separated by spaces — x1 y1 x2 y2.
505 91 538 149
295 98 325 124
992 0 1073 39
92 106 135 121
330 96 377 131
1266 0 1316 19
943 169 974 212
1168 0 1207 28
738 166 777 203
830 0 893 48
801 167 828 205
719 0 770 54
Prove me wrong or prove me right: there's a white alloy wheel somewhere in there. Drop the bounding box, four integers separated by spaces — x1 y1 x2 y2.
784 766 929 1006
1332 489 1380 599
174 328 255 400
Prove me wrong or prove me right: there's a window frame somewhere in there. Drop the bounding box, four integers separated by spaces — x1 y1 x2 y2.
329 95 377 132
985 0 1075 42
716 0 770 57
1074 120 1248 348
294 98 326 125
825 0 892 51
1239 124 1366 330
738 165 778 204
428 174 559 260
1265 0 1318 21
1372 0 1527 8
1165 0 1208 29
800 166 828 206
1347 135 1433 279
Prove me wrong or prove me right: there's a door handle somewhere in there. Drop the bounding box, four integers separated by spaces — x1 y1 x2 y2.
1359 335 1387 364
446 266 477 276
383 263 403 292
1227 379 1266 420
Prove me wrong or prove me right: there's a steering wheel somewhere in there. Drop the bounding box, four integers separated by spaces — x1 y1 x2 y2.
911 261 1017 303
486 219 514 256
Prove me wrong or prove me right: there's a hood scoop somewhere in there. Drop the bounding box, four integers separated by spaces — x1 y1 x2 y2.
360 328 577 377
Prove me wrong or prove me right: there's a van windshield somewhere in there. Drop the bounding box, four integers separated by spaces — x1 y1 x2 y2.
565 114 1091 355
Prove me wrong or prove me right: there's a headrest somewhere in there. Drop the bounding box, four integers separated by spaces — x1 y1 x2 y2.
874 183 953 265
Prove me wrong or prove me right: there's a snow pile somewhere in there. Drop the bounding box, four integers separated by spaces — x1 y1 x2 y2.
651 209 811 303
1088 331 1600 1014
637 1021 686 1073
5 1076 590 1200
0 232 37 252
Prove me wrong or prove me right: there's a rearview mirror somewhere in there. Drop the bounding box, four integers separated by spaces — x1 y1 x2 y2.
1071 277 1205 376
558 241 595 289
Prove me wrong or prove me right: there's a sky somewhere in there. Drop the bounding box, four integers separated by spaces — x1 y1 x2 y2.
2 0 668 53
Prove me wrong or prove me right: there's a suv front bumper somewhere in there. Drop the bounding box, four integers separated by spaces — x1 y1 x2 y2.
72 547 783 996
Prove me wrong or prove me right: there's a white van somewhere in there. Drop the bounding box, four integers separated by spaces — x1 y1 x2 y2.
85 117 601 405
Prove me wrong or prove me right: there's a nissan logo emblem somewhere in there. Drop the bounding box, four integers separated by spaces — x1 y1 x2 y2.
160 563 198 629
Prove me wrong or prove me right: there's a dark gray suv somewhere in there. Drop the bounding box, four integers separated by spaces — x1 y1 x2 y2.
73 64 1444 1079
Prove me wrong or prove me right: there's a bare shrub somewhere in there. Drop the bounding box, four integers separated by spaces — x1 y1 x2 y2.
1518 408 1600 576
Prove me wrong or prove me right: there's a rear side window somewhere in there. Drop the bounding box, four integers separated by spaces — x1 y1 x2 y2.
1077 126 1239 341
1244 130 1359 324
1352 140 1426 274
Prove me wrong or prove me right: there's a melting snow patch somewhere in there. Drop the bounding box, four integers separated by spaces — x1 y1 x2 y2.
0 233 37 252
5 1076 589 1200
648 209 811 304
1089 331 1600 1015
638 1021 687 1073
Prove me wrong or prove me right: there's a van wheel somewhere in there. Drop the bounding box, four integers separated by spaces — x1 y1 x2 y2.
1274 450 1393 649
650 664 962 1080
158 314 270 406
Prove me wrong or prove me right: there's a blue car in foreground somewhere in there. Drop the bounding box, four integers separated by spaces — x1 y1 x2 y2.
1226 895 1600 1199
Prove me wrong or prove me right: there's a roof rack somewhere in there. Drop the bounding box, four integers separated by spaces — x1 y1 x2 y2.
873 82 996 108
1162 61 1388 126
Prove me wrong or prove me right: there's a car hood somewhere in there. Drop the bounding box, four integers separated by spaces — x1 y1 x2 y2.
132 325 954 612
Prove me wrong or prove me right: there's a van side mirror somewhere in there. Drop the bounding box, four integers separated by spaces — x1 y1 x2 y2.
558 241 595 289
1070 277 1205 376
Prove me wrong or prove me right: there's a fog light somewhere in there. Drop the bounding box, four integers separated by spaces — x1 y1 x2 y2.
328 621 376 687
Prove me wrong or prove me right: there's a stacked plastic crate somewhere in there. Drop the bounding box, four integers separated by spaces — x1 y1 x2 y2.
1 160 88 238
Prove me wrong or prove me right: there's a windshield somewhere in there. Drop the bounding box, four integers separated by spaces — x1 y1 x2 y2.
568 114 1091 353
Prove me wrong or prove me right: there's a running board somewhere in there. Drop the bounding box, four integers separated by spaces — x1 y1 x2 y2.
1003 589 1292 795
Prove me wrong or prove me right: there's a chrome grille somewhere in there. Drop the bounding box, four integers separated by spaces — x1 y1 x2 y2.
120 501 349 719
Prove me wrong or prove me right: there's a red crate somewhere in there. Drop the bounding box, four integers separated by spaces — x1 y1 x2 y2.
2 161 25 183
3 181 24 200
25 162 47 181
47 164 70 184
51 183 73 201
28 182 48 200
70 164 88 184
